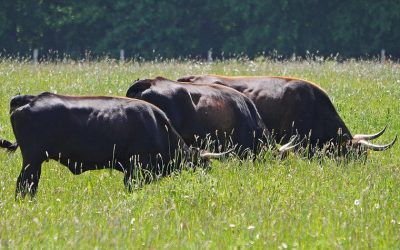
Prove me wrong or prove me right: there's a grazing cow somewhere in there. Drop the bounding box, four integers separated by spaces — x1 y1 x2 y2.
177 74 397 156
126 77 285 156
0 92 225 198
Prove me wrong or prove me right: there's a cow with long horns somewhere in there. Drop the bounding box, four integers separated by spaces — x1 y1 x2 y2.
0 92 228 198
177 75 397 156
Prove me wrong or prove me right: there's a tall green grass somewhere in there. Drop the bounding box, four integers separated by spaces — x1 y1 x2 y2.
0 58 399 249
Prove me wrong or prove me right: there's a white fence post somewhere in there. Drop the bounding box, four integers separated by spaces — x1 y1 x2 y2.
33 48 38 64
120 49 125 62
380 49 386 63
207 48 213 62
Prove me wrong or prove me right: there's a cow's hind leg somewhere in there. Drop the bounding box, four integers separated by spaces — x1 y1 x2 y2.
16 159 43 199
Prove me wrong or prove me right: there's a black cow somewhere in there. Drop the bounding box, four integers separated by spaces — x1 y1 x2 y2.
126 77 290 156
177 75 397 156
0 92 225 198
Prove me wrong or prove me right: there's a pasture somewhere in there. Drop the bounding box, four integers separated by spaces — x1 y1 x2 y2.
0 58 399 249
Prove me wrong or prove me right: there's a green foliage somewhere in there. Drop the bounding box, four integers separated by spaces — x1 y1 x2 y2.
0 0 400 58
0 59 399 248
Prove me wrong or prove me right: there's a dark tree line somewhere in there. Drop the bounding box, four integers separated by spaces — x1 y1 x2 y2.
1 0 399 59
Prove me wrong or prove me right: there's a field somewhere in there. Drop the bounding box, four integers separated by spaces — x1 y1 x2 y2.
0 58 399 249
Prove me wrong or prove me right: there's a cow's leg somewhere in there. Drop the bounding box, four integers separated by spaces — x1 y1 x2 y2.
123 162 133 192
123 166 149 192
16 159 42 199
123 156 156 192
122 158 144 192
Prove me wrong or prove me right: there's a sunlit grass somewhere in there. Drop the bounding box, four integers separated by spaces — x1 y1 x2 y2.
0 58 399 248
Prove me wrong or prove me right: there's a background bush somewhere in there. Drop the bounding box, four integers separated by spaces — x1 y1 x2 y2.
1 0 399 59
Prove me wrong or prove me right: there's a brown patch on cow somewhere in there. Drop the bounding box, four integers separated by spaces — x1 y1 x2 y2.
195 98 235 133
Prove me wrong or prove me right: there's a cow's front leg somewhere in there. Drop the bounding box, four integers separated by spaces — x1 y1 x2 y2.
123 157 150 192
123 171 133 192
122 159 135 192
16 160 42 199
123 166 146 192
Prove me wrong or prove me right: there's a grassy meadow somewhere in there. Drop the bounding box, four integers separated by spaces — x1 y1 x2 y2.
0 58 399 249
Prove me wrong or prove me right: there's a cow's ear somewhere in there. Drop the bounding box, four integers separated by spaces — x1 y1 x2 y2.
126 79 152 98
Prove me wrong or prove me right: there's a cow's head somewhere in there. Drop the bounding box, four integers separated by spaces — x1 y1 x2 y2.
325 126 397 158
350 126 397 155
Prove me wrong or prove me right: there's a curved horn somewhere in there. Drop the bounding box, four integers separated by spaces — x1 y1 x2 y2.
353 125 387 141
200 148 235 159
357 134 397 151
279 142 300 153
278 136 300 153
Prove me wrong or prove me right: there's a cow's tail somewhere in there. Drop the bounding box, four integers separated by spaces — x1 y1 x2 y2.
0 138 18 152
